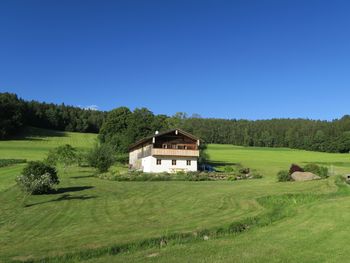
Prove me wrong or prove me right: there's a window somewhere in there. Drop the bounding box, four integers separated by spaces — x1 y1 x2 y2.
186 160 191 166
172 160 176 165
156 159 161 165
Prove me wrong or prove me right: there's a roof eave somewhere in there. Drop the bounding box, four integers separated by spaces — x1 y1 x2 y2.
129 129 200 151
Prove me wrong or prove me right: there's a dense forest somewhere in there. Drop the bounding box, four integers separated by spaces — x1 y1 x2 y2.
2 92 350 153
0 93 106 138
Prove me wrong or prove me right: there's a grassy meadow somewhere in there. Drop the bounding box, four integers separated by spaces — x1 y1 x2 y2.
0 128 350 262
0 127 97 161
207 144 350 178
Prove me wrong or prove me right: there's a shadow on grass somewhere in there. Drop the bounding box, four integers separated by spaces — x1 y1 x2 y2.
25 194 97 207
70 175 96 179
208 161 240 167
8 126 67 141
50 186 95 194
303 161 350 167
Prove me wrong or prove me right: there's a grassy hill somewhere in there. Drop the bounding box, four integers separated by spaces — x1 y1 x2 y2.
0 128 349 262
0 126 97 161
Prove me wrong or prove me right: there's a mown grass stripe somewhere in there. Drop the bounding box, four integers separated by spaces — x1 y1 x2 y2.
13 176 349 263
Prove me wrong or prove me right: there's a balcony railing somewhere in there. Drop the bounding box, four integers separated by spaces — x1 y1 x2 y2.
161 143 197 150
152 148 199 157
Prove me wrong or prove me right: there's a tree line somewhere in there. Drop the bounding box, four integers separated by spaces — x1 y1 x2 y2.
179 116 350 153
2 92 350 153
0 92 106 138
99 107 350 154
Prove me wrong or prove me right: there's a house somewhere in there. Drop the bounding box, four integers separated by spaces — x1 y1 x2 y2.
129 129 200 173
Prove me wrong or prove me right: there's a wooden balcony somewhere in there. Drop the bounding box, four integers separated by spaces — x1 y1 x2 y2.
152 148 199 157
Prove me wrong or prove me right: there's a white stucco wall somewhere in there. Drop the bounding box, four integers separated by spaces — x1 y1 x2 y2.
129 144 152 170
142 156 197 173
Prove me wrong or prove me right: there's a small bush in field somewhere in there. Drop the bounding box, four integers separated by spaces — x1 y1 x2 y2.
223 166 235 173
303 163 319 174
46 144 77 170
250 170 263 179
16 161 59 194
303 163 329 178
277 170 292 182
318 166 329 178
87 144 115 173
289 164 304 175
76 151 87 167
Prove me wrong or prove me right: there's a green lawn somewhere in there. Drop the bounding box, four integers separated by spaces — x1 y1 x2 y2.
0 165 25 192
98 186 350 263
0 126 97 161
0 129 350 262
208 144 350 178
92 195 350 263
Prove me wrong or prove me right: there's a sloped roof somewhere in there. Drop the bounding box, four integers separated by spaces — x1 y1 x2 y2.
129 129 199 150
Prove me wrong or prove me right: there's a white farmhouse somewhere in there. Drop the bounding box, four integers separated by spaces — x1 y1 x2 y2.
129 129 200 173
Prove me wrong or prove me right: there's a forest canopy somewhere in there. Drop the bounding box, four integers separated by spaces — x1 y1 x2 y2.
2 92 350 154
0 92 106 136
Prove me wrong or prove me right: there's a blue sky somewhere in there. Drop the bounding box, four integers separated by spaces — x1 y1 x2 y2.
1 0 350 120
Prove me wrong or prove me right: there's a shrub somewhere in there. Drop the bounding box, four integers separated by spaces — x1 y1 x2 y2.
303 163 329 178
318 166 329 178
76 151 87 167
16 161 59 194
185 172 209 181
223 166 235 173
97 169 262 182
289 164 304 175
303 163 320 174
22 161 57 180
46 144 77 171
115 154 129 164
87 144 116 173
250 170 263 179
104 171 173 181
277 170 292 182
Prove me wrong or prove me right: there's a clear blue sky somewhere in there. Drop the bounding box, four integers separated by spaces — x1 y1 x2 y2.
1 0 350 120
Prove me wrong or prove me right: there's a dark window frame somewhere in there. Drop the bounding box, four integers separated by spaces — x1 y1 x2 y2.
156 159 162 165
172 160 177 165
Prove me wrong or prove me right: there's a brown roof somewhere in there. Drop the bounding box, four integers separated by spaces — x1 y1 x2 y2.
129 129 200 150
